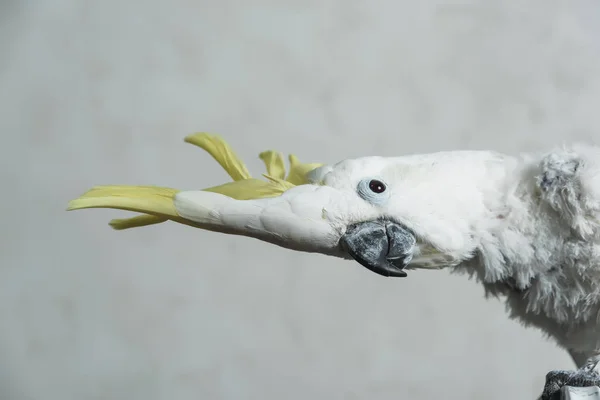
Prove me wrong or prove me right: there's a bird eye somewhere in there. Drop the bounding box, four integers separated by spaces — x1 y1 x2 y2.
357 178 389 205
368 179 386 193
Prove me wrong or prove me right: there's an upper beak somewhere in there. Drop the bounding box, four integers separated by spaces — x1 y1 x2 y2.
340 220 416 278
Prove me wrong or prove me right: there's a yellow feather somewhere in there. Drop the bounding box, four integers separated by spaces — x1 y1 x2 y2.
66 185 202 229
262 175 296 191
203 178 293 199
109 214 168 230
67 134 324 231
286 154 323 185
67 185 178 216
184 133 252 181
259 150 286 180
67 179 295 230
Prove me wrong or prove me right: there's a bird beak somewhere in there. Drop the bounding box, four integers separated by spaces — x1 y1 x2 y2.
340 220 416 278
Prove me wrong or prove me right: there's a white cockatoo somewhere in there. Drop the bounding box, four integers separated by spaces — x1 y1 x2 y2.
68 133 600 398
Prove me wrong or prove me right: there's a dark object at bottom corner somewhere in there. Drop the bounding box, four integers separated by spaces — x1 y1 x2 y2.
540 368 600 399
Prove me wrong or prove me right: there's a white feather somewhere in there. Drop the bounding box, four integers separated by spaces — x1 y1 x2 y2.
174 185 355 256
183 144 600 367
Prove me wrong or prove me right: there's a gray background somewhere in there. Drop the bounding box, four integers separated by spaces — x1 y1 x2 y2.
3 1 600 399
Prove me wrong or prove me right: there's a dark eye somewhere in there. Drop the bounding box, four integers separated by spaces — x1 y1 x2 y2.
369 179 386 193
357 178 390 205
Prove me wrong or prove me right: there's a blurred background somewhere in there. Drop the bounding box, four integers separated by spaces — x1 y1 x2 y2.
3 0 600 399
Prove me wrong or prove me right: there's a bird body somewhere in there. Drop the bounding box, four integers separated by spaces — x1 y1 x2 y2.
68 133 600 391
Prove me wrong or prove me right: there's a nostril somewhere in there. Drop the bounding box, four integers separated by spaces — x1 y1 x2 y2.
345 224 359 234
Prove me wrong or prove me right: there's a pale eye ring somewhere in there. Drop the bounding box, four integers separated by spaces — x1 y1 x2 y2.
357 178 390 205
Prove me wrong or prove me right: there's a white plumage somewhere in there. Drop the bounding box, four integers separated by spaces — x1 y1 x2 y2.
174 144 600 369
68 134 600 390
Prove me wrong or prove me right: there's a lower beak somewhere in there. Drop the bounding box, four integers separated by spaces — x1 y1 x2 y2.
340 220 416 278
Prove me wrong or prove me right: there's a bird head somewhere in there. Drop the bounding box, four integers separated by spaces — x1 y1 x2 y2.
68 134 503 277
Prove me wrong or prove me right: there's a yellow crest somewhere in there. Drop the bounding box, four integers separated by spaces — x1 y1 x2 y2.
67 133 323 230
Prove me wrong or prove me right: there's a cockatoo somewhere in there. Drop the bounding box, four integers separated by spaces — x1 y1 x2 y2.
68 133 600 398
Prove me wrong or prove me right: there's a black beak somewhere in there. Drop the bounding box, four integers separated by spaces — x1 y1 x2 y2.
340 220 416 278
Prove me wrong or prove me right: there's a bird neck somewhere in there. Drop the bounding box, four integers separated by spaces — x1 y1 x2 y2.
457 150 600 327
